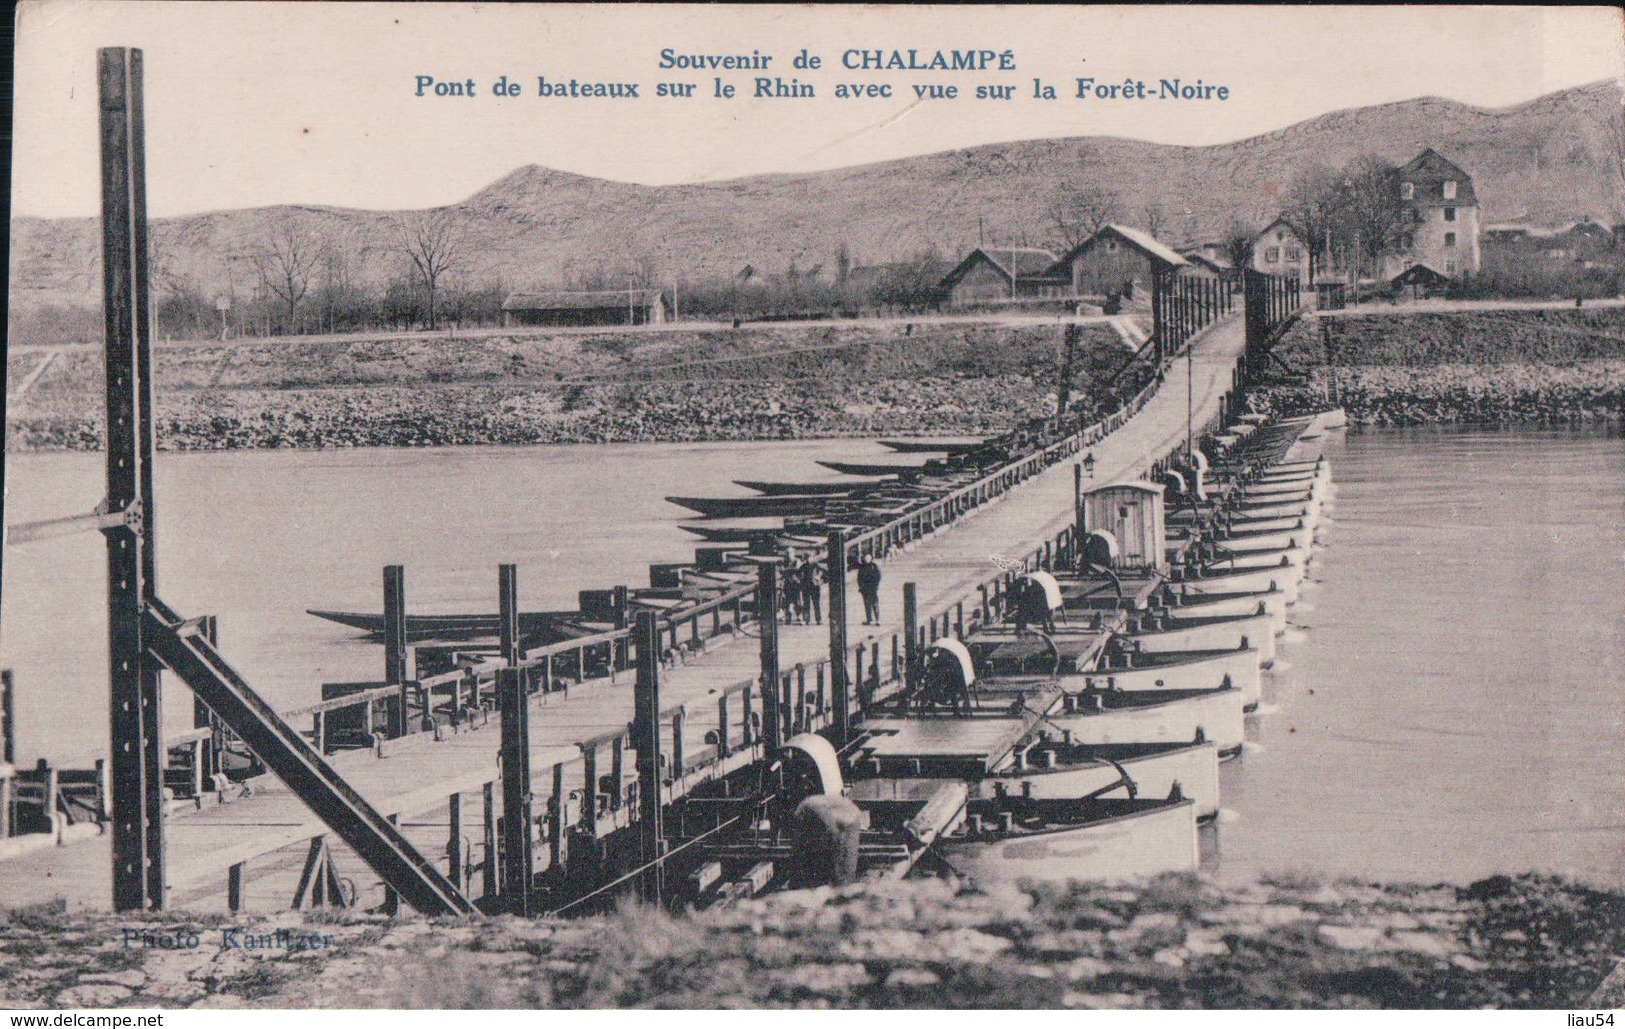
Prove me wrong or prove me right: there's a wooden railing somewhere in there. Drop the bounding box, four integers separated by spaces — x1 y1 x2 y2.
239 359 1175 763
191 338 1268 914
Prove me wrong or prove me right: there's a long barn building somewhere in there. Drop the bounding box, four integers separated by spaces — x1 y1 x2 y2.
502 289 671 327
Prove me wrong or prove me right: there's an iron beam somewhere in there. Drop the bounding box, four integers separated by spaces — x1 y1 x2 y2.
497 666 533 915
755 563 781 752
499 564 519 667
99 46 164 912
144 597 475 915
903 582 919 688
826 532 850 738
633 610 664 903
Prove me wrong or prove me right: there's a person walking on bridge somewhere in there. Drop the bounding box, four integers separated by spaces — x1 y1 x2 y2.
856 556 882 625
800 557 824 625
782 555 805 624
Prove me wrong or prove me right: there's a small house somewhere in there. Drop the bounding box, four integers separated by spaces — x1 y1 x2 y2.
1178 251 1230 279
938 247 1068 305
1052 225 1189 301
1390 263 1452 298
1250 218 1310 284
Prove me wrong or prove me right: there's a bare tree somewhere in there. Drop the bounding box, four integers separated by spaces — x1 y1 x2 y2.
1142 202 1167 241
1047 184 1120 252
1221 220 1257 271
392 209 467 330
253 218 322 335
1333 156 1410 279
1279 165 1345 282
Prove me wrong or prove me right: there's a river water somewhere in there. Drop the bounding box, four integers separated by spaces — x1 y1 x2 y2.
3 428 1621 887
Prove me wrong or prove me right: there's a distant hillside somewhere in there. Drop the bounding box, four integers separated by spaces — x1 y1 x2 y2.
10 81 1624 313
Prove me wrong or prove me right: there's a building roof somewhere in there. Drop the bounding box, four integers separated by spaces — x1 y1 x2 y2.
503 289 667 312
979 246 1064 278
1399 148 1478 207
1253 217 1306 248
939 247 1066 291
1054 225 1189 271
1181 252 1231 274
1391 263 1453 287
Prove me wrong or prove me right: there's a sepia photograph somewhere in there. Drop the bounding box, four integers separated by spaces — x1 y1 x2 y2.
2 2 1623 1012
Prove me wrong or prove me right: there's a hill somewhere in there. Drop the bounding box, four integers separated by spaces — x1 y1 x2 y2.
9 81 1624 313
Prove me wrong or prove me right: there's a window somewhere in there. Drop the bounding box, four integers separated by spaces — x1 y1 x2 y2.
1444 207 1456 222
1443 181 1457 200
1444 232 1457 247
1286 247 1302 261
1446 260 1456 275
1264 247 1280 263
1106 239 1117 251
1402 233 1415 249
1276 231 1285 242
1400 182 1415 200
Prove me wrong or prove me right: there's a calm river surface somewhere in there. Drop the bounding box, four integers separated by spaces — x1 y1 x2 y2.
3 428 1621 886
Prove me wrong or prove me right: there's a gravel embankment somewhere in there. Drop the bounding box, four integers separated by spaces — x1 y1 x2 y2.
3 377 1075 451
1252 361 1625 426
5 321 1140 452
4 873 1620 1009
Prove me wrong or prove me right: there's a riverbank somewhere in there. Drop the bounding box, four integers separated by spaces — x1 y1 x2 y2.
4 376 1071 451
1252 360 1625 426
4 319 1139 452
1251 305 1625 425
3 873 1619 1009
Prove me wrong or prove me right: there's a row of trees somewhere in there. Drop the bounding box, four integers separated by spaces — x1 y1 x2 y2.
1272 158 1413 282
148 209 473 341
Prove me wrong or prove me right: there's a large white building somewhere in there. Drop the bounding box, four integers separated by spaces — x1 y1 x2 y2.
1391 148 1481 279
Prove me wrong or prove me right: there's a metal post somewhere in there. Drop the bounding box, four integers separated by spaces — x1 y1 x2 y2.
633 611 664 903
497 667 533 915
499 564 519 668
1187 318 1195 459
383 566 408 736
611 736 625 809
1 670 13 766
100 47 164 912
826 532 850 739
446 793 463 892
481 781 499 900
582 744 601 829
548 762 566 877
382 815 401 916
613 585 631 672
756 563 782 752
902 583 919 688
195 617 221 783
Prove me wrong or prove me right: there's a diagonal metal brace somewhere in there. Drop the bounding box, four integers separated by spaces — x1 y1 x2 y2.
142 596 477 916
6 500 140 546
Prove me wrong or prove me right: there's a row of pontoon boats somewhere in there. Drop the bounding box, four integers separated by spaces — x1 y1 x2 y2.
663 410 1342 902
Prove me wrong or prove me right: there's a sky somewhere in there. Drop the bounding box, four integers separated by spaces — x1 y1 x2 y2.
10 3 1625 219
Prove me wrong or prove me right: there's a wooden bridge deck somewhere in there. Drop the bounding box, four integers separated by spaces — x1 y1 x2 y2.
0 316 1249 914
